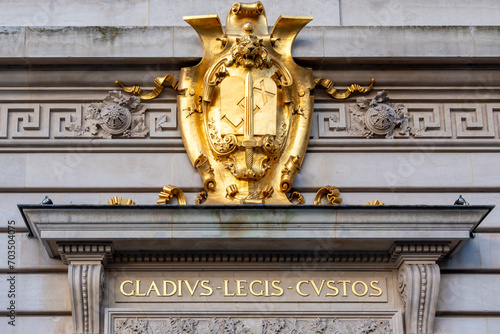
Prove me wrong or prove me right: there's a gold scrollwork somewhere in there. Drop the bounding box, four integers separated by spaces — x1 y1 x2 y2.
280 155 301 192
262 123 288 156
194 154 216 192
314 77 374 100
206 119 238 156
195 191 208 205
115 74 180 100
157 185 186 205
225 184 239 199
288 191 305 205
259 185 274 199
313 186 343 205
108 197 136 205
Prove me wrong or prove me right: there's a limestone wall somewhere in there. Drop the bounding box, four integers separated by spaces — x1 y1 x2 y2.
0 4 499 333
0 0 499 27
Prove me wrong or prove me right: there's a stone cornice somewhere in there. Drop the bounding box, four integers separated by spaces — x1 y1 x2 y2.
1 26 499 65
19 204 493 266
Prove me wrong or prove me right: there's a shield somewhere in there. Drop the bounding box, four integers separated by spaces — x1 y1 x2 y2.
177 1 314 204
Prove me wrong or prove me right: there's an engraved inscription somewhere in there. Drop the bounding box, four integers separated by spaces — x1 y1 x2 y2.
114 273 388 303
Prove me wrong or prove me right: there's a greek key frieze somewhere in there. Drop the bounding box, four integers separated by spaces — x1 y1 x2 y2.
448 104 496 138
0 94 179 139
314 94 500 139
2 97 499 141
407 104 452 138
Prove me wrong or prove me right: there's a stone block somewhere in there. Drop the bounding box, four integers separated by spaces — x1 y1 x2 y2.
339 0 500 26
0 27 25 59
22 152 199 189
440 233 500 271
292 26 324 58
172 27 202 58
0 273 70 312
296 152 483 189
0 154 26 188
4 316 72 334
438 274 500 312
25 26 174 59
0 0 149 26
322 26 478 60
435 317 500 334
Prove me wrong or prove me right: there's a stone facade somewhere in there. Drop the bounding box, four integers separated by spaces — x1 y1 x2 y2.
1 1 500 333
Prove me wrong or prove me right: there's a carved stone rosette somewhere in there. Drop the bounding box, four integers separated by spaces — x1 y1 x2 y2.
350 91 410 138
68 91 148 138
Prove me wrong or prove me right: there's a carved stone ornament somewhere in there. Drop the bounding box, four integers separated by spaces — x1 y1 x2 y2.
68 91 148 138
398 263 441 334
350 91 410 138
114 317 393 334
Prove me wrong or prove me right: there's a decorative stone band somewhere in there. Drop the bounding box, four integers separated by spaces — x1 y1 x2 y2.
1 100 500 142
114 316 393 334
112 251 392 264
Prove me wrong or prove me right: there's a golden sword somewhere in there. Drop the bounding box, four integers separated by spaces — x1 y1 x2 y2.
243 72 257 173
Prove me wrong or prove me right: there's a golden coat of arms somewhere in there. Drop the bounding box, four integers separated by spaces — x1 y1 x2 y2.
178 2 315 204
116 1 373 205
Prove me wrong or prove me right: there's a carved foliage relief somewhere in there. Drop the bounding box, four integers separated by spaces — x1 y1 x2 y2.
114 317 392 334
